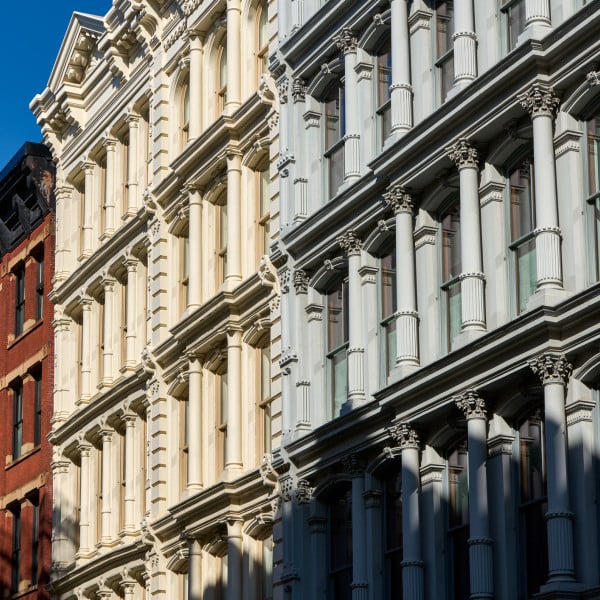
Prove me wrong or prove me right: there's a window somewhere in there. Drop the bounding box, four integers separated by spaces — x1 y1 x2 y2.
180 398 189 492
182 82 190 147
324 83 345 198
15 264 25 335
586 115 600 279
10 504 21 594
508 159 536 313
380 250 397 378
217 200 228 285
384 471 403 598
259 345 272 454
501 0 526 51
447 442 469 600
326 279 349 417
258 168 270 256
435 1 454 101
180 235 190 314
441 203 461 348
518 413 548 597
376 39 392 146
31 503 40 586
261 537 274 600
12 381 23 459
34 371 42 447
35 252 44 320
329 486 353 600
218 45 228 113
256 3 269 77
217 370 228 471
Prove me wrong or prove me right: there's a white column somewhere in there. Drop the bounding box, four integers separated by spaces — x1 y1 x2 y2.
187 353 203 491
292 78 308 222
51 453 76 567
225 150 242 289
54 184 73 280
447 139 486 334
519 84 563 292
122 412 137 534
335 29 360 184
343 455 368 600
227 518 243 600
99 428 114 544
337 231 365 409
454 391 494 598
392 424 424 600
226 328 243 470
77 441 92 556
452 0 477 90
226 0 241 114
126 114 140 215
187 186 202 308
293 269 311 432
529 354 577 584
188 31 203 138
121 579 136 600
82 162 95 257
524 0 552 35
103 139 117 237
383 185 419 373
102 278 116 386
79 297 93 404
188 537 203 600
124 257 138 369
390 0 412 135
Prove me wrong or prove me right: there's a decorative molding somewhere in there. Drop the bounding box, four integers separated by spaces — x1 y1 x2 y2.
529 353 573 385
587 70 600 87
337 230 362 256
295 479 313 504
454 390 487 420
383 183 415 215
293 269 309 294
334 28 358 54
292 78 306 102
519 83 560 119
447 138 480 170
389 422 420 449
342 453 365 476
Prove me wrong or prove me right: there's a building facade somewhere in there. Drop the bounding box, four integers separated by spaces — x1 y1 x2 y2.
0 143 56 599
31 1 280 599
272 1 600 600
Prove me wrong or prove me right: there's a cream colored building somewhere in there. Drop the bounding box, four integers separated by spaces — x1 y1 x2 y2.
31 0 280 598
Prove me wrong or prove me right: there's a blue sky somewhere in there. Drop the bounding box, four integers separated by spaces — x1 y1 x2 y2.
0 1 113 168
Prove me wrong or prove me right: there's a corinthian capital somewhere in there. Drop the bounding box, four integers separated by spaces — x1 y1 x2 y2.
389 421 420 449
383 184 415 215
447 138 480 170
529 353 572 385
454 390 487 420
337 230 362 256
293 269 309 294
519 83 560 119
335 28 358 54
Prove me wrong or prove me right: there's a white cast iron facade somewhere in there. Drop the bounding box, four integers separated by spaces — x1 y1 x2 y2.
272 1 600 600
30 0 281 599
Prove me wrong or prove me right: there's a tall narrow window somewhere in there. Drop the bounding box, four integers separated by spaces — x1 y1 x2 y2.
384 471 403 598
329 486 353 600
15 265 25 335
180 399 189 492
509 159 536 313
586 115 600 279
262 536 274 600
218 201 228 285
380 250 397 378
327 279 349 417
218 46 228 113
441 204 461 348
180 235 190 314
34 372 42 446
258 168 270 256
448 442 469 600
11 504 21 594
259 345 272 454
324 83 345 198
519 413 548 597
31 500 40 586
35 253 44 320
12 381 23 459
218 370 228 471
376 40 392 147
501 0 526 51
435 1 454 101
257 3 269 77
181 82 190 148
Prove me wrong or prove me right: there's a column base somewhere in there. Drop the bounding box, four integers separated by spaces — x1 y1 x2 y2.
388 361 420 384
453 327 486 350
518 23 553 45
221 275 243 293
526 287 571 311
537 581 583 599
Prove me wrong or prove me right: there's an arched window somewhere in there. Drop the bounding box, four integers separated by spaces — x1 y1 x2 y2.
380 249 396 379
376 39 392 146
586 114 600 279
440 201 461 349
181 81 190 147
324 81 345 198
435 0 454 101
326 277 349 417
257 3 269 77
218 45 228 113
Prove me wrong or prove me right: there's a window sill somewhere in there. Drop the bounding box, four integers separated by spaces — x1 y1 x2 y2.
5 445 41 470
7 319 43 349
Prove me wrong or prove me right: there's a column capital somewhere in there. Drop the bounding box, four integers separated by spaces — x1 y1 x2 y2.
454 390 487 420
126 113 140 127
80 296 93 309
447 138 480 170
383 183 416 215
101 276 116 292
78 440 92 457
342 453 365 477
99 428 114 442
528 353 572 385
124 256 139 272
81 160 95 175
337 230 363 256
293 269 309 294
277 76 289 104
295 479 314 504
389 421 420 449
519 83 560 119
121 411 137 426
184 182 203 199
292 77 307 102
335 28 358 54
103 137 118 151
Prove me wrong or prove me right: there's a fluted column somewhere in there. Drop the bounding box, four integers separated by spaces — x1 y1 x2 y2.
101 277 116 386
188 537 203 600
335 29 360 183
77 442 92 556
454 391 494 599
124 257 138 369
188 31 204 138
529 354 576 583
343 455 368 600
79 297 93 404
337 231 365 408
103 139 117 237
51 454 75 567
447 139 486 334
226 328 242 470
52 313 71 422
293 269 311 431
122 412 137 534
390 0 412 135
225 150 242 289
82 162 95 257
525 0 552 33
227 518 243 600
126 114 140 215
226 0 241 113
383 185 419 372
452 0 477 89
54 184 73 279
187 185 202 309
187 353 203 491
99 428 114 544
519 84 563 292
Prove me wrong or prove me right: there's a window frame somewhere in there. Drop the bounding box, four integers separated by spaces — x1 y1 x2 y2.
500 0 527 52
375 38 392 149
10 503 21 594
328 485 353 600
14 263 25 336
35 251 44 321
379 249 397 381
434 0 455 102
323 81 346 199
12 380 24 460
585 114 600 281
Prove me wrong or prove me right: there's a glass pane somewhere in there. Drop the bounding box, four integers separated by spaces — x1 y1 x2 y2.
516 238 537 313
325 95 342 149
588 117 600 195
331 349 347 417
381 252 397 319
330 488 352 569
327 283 348 351
220 372 228 425
447 280 462 342
510 160 535 241
183 84 190 125
328 144 345 198
519 416 546 502
595 199 600 279
385 320 397 376
377 46 392 107
440 53 454 99
442 208 461 280
436 1 454 57
506 0 526 50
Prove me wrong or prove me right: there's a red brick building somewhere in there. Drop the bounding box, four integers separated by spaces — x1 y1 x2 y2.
0 143 55 600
